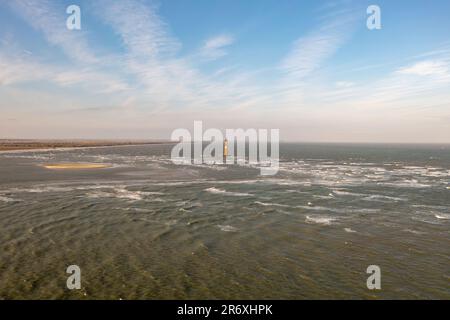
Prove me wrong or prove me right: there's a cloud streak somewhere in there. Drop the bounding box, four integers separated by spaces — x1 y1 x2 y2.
1 0 449 142
201 34 234 60
8 0 98 64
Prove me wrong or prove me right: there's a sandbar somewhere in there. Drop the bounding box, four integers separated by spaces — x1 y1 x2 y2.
42 163 112 169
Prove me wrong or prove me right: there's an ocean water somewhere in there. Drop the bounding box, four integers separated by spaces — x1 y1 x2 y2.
0 143 449 299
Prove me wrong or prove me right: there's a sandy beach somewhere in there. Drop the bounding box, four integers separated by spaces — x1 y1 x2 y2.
42 163 113 169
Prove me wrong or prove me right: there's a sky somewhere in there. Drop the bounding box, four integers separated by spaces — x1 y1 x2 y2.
0 0 449 142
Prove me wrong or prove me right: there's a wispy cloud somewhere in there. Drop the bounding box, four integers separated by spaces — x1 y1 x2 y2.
335 81 355 88
8 0 98 64
96 0 180 59
397 60 449 77
201 34 234 60
0 54 49 85
96 0 257 112
1 0 449 142
282 31 344 80
0 52 129 94
281 9 357 81
3 1 130 94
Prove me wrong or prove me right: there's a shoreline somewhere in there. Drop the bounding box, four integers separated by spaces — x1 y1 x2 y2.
0 141 175 154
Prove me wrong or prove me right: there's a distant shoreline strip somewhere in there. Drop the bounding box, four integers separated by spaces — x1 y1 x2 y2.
0 141 175 154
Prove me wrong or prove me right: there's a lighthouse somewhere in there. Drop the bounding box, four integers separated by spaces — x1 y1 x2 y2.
223 138 229 162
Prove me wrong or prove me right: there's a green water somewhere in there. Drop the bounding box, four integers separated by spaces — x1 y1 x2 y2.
0 143 449 299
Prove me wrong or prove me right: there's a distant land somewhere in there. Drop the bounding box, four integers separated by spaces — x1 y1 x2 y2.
0 139 173 152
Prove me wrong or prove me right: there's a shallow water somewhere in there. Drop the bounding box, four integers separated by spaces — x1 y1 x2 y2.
0 143 449 299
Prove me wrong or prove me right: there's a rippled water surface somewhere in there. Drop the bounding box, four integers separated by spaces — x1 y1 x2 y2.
0 143 449 299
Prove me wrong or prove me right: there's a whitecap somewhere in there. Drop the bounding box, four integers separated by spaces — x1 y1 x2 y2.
254 201 291 208
297 205 379 214
217 225 238 232
332 189 365 197
114 188 144 201
121 207 154 213
204 187 251 197
411 216 441 225
0 195 21 203
435 213 450 220
403 229 427 235
305 215 337 225
86 188 147 201
86 191 113 199
412 204 448 210
313 194 335 199
140 191 165 195
344 228 357 233
362 194 407 202
356 208 381 214
377 180 431 188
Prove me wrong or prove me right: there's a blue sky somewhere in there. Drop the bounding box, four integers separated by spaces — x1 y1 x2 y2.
1 0 449 142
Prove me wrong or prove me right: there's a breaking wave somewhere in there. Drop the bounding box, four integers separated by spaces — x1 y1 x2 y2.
217 225 238 232
305 215 337 225
205 187 252 197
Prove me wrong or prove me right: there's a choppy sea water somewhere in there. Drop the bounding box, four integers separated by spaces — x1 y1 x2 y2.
0 143 449 299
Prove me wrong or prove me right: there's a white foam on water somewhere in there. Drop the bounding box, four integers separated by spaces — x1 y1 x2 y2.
424 170 449 177
297 205 342 212
362 194 407 202
403 229 427 235
377 179 431 188
297 205 380 214
313 194 335 199
141 191 165 195
18 186 74 193
254 200 380 215
120 207 154 213
344 228 357 233
332 189 365 197
7 184 115 194
217 225 238 232
262 179 310 186
254 201 291 208
86 191 113 199
411 216 442 225
114 188 144 201
190 163 228 171
75 185 116 191
152 180 211 187
276 209 292 215
0 195 21 203
0 153 55 160
412 204 448 210
85 187 157 202
356 208 382 214
204 187 251 197
305 215 337 225
284 189 310 194
435 213 450 220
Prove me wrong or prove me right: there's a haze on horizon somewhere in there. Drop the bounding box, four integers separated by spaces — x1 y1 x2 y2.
0 0 449 143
